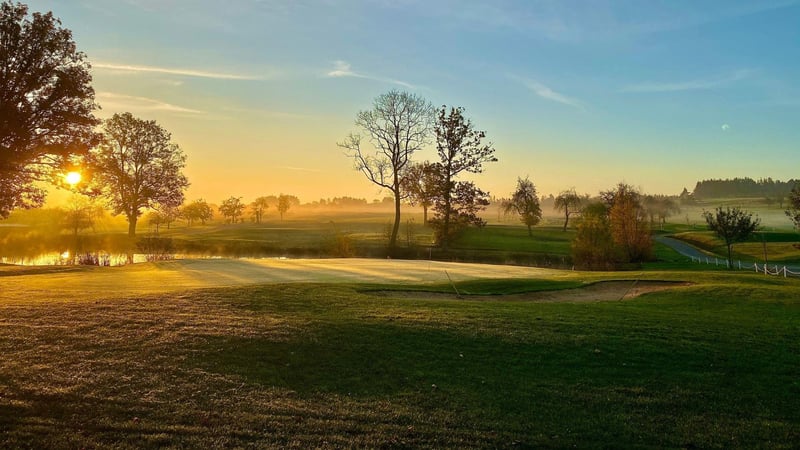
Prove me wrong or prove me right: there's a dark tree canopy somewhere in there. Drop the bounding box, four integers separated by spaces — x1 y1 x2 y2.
703 206 761 269
503 176 542 237
429 105 497 248
89 112 189 237
338 90 434 253
0 1 99 217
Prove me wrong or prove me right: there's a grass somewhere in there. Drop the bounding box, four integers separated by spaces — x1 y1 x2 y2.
1 268 798 448
672 231 800 264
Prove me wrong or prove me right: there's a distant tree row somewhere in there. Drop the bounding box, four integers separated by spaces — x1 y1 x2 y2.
692 177 798 200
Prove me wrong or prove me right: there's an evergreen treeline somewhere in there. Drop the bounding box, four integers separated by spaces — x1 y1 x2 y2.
692 178 798 199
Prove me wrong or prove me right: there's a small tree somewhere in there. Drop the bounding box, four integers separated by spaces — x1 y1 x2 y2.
606 183 652 263
277 194 298 220
703 206 761 269
502 176 542 237
219 196 244 224
0 2 100 217
571 202 618 270
401 161 439 225
429 106 497 248
89 113 188 238
251 196 270 224
338 90 434 253
554 188 583 231
181 199 213 226
786 184 800 229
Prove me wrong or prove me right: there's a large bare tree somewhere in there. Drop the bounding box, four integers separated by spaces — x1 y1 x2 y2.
339 90 433 253
0 1 99 217
89 113 188 238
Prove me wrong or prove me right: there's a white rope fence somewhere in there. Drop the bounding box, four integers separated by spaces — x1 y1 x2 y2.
689 256 800 278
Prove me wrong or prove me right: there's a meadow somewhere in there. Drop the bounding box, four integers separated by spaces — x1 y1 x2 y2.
1 260 798 448
1 200 799 447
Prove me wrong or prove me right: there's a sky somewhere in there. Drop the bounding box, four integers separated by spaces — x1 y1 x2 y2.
26 0 800 203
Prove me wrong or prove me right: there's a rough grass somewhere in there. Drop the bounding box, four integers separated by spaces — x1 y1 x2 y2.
1 268 798 448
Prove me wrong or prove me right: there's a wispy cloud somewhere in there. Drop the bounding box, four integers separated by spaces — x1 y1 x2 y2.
510 75 584 110
621 69 755 93
93 62 263 80
325 60 416 89
96 92 204 115
281 166 321 173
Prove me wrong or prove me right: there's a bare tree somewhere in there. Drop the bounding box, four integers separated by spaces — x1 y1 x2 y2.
338 90 434 253
502 176 542 237
88 113 188 238
554 188 583 231
429 106 497 248
0 2 99 217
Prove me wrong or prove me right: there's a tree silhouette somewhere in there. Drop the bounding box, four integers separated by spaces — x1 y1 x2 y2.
89 113 188 238
181 199 213 226
503 176 542 237
339 90 434 253
277 194 298 220
219 196 244 224
554 188 583 231
429 106 497 248
0 2 99 217
250 196 270 224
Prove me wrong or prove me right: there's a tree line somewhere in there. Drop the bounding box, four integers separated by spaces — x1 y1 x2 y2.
692 177 798 200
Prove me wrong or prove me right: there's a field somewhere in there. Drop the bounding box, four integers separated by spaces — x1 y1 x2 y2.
1 260 799 448
2 201 800 447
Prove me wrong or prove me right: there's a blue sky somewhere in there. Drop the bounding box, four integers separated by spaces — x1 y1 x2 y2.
27 0 800 202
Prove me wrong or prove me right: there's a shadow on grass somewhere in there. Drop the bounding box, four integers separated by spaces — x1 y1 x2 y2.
199 316 800 447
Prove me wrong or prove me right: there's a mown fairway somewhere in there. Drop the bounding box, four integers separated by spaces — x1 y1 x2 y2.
1 262 798 448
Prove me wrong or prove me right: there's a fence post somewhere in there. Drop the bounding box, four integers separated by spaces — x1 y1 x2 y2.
738 260 741 270
706 257 709 265
765 264 768 275
784 266 787 278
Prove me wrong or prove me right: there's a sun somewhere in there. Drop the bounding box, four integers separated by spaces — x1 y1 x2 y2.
65 171 82 186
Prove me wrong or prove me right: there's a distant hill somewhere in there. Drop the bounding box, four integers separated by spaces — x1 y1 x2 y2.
692 177 798 199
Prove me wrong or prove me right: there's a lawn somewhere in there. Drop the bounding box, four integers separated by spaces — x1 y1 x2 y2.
1 263 798 448
672 231 800 264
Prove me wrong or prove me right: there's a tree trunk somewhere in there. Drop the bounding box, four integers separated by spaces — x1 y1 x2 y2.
128 215 137 238
422 206 428 226
563 212 569 232
726 243 733 270
389 189 401 254
527 224 532 237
